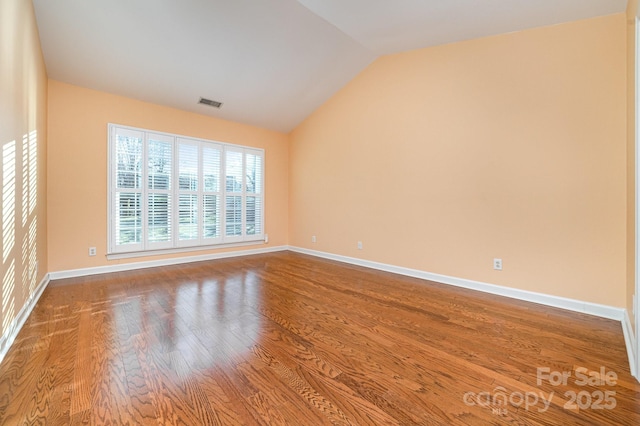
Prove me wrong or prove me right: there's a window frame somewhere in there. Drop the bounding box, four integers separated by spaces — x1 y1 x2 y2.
107 123 265 257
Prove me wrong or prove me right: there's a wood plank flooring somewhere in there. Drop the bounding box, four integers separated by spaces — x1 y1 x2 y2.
0 251 638 425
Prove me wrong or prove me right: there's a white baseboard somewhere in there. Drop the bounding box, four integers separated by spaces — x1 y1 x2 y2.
0 246 287 365
622 310 638 379
290 246 639 378
30 245 640 382
0 273 50 365
289 246 640 379
289 246 625 320
49 245 288 280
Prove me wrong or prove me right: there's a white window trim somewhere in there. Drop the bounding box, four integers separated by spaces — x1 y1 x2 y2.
107 123 265 256
105 240 263 261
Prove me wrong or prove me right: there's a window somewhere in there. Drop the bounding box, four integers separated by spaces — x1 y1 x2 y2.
108 124 264 255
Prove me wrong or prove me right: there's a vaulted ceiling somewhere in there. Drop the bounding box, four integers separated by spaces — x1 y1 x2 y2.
33 0 627 133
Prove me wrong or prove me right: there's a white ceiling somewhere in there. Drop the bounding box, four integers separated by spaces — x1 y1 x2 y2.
298 0 628 54
32 0 626 133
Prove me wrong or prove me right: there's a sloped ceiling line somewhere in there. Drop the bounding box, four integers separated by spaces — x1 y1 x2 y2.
33 0 626 132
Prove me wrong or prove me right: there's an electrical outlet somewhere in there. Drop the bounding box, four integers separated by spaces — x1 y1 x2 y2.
493 258 502 271
264 233 269 243
312 235 316 243
357 241 363 250
89 247 97 256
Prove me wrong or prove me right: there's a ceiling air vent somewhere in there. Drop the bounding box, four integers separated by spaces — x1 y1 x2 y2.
198 97 223 108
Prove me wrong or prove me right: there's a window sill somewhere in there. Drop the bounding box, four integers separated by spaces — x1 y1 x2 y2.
106 239 266 260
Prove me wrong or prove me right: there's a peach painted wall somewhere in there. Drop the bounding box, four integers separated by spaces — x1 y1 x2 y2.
47 81 288 272
290 14 627 307
627 1 638 331
0 0 48 343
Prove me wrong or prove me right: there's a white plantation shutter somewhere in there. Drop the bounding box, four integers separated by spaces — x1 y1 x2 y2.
245 150 263 238
177 140 199 246
112 128 144 252
147 133 173 249
224 149 244 242
202 145 222 243
108 124 265 255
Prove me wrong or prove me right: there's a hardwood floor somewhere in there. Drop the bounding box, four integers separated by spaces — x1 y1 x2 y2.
0 251 638 425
